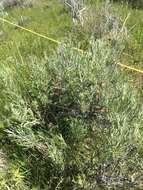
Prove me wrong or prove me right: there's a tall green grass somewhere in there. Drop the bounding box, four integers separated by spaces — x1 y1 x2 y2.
0 0 72 61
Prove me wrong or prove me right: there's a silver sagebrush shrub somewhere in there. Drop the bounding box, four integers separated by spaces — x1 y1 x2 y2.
0 37 143 189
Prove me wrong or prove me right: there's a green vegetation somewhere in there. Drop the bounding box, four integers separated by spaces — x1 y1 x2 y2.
0 0 72 61
0 0 143 189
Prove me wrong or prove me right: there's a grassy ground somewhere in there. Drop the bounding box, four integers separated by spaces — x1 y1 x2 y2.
0 0 143 67
113 2 143 68
1 1 143 189
0 0 72 61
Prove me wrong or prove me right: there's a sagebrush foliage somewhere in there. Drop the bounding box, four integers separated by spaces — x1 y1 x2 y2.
0 34 143 189
1 1 143 190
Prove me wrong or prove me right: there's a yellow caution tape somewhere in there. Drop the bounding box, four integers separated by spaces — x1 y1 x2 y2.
0 17 143 74
117 62 143 74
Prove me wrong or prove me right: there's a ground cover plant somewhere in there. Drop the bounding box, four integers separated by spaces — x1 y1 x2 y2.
0 0 72 61
0 0 143 189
